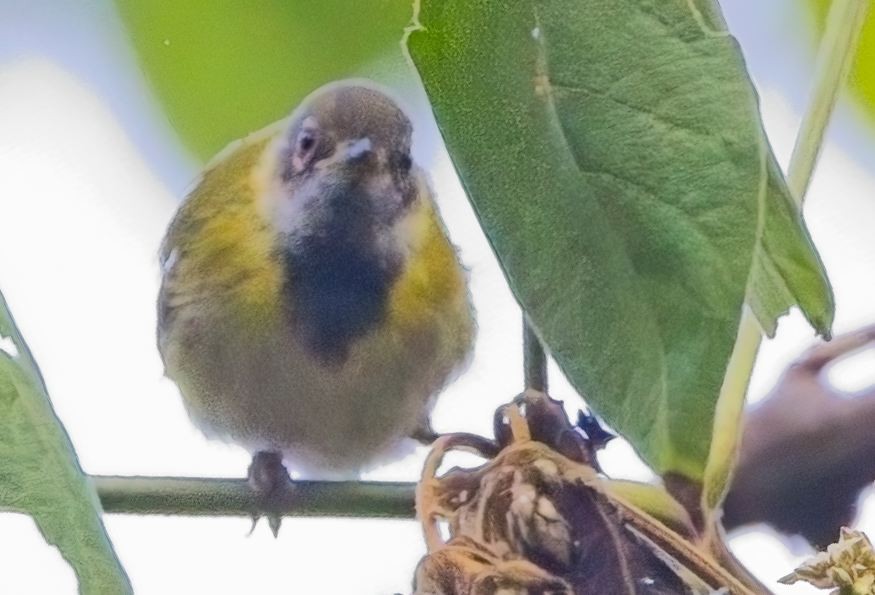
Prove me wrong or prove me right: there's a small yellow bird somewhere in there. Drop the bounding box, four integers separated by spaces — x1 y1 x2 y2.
157 81 474 493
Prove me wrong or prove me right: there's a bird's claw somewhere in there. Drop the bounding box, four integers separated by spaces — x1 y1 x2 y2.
247 451 292 537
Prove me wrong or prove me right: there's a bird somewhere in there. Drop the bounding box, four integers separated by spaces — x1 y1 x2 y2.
156 81 475 523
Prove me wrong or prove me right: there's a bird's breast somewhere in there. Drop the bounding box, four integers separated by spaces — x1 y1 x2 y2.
281 222 402 364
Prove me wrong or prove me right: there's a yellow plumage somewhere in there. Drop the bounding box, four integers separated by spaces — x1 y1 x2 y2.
160 134 282 330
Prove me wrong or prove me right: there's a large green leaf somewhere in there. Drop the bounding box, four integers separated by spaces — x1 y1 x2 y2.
0 290 131 594
408 0 832 480
115 0 410 159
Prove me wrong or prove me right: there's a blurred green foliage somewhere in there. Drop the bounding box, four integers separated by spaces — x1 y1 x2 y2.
809 0 875 126
115 0 410 160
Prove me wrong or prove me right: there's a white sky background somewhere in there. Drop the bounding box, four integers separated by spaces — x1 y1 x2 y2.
1 2 875 594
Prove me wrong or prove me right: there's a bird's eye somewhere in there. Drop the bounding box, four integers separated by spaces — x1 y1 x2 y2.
397 153 412 173
290 129 319 174
298 132 316 154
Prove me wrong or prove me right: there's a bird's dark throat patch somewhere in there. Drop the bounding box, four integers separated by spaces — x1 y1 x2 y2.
281 203 401 365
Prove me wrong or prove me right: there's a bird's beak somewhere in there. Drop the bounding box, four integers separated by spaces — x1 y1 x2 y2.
344 137 373 163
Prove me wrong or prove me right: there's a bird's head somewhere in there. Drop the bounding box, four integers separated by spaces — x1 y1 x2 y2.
265 82 419 247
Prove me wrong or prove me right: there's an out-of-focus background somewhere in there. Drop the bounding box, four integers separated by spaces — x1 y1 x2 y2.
2 1 875 593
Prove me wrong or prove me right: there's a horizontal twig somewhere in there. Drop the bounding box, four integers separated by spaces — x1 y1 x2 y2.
92 475 416 519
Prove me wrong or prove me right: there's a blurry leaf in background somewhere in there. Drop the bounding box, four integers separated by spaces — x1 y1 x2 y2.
408 0 832 483
808 0 875 127
115 0 410 160
0 290 131 595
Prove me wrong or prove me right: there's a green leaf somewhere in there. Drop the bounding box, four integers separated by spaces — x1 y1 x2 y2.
602 479 695 537
115 0 411 159
748 155 833 338
408 0 832 480
0 290 131 595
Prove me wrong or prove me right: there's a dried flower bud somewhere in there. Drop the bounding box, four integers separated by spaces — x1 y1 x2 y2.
413 535 572 594
779 528 875 594
414 392 752 594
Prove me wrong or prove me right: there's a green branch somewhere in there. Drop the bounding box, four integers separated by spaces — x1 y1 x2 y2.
93 476 416 518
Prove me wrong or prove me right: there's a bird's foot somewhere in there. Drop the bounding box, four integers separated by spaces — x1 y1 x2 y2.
410 418 439 446
247 450 292 537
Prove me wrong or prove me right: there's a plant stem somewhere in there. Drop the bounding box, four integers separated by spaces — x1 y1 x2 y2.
788 0 871 203
702 0 870 513
523 318 548 392
93 476 416 518
703 307 762 512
